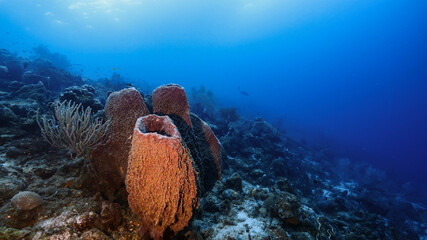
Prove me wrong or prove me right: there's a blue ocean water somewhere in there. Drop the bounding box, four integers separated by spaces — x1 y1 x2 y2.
0 0 426 203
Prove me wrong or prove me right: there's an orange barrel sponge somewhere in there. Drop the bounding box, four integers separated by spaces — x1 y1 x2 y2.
126 114 199 240
190 113 222 191
152 84 193 128
91 87 150 196
201 119 222 180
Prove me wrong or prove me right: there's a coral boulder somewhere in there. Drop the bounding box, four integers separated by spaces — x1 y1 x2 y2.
11 191 43 210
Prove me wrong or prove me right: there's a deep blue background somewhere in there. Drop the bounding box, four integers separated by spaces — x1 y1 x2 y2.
1 0 426 198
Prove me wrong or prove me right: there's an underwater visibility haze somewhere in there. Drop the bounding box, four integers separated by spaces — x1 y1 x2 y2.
0 0 426 239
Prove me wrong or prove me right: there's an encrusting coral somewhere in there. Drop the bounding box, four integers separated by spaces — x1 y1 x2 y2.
126 115 199 240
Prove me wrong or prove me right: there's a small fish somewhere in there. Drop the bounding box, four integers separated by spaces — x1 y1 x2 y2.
111 67 116 70
240 91 249 96
120 166 124 176
238 86 250 96
64 180 74 188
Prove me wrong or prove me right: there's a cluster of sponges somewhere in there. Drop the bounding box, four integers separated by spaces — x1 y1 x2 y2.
153 84 222 192
91 84 222 239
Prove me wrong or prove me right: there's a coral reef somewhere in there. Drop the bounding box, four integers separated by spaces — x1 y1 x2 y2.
31 44 71 70
11 81 50 103
219 107 240 123
0 49 24 84
99 72 129 92
0 49 425 240
59 84 103 113
189 85 217 122
21 71 51 86
0 104 19 126
126 115 199 239
26 58 83 92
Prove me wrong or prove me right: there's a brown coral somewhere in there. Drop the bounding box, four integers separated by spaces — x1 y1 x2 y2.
152 84 193 128
126 114 199 240
91 87 150 195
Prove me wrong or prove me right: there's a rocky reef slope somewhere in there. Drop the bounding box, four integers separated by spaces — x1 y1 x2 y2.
0 49 425 239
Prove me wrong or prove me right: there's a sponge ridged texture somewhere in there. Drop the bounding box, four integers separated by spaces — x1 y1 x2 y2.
126 115 199 240
201 120 222 180
91 87 150 193
153 84 193 128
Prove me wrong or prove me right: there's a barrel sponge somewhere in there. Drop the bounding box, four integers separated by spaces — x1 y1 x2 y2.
152 84 192 128
91 87 150 191
190 113 222 192
201 120 222 179
126 114 199 239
